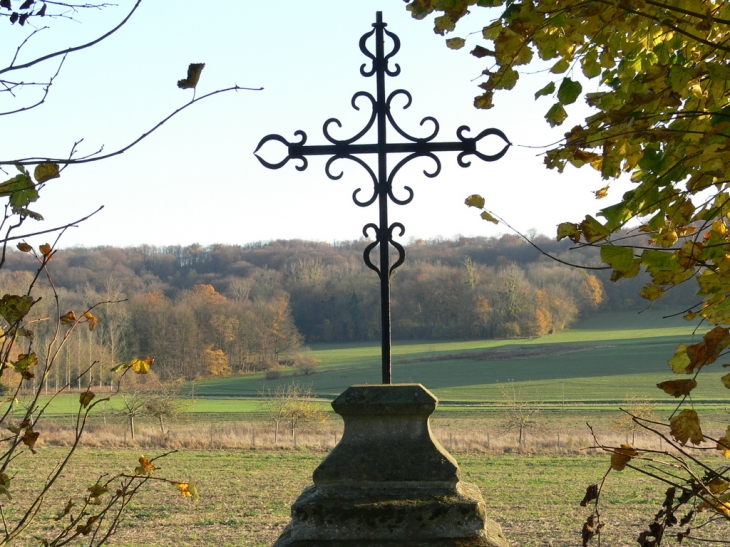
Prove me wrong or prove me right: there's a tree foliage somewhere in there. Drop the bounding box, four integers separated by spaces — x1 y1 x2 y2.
405 0 730 542
0 0 259 541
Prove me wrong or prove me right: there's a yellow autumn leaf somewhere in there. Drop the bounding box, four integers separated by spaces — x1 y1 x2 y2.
464 194 485 209
135 455 156 475
83 311 98 331
656 379 697 397
698 492 730 516
594 185 609 199
669 409 704 445
39 243 52 259
446 37 465 49
717 437 730 458
33 163 60 183
130 356 154 374
707 477 729 495
189 481 200 501
0 473 10 500
480 211 499 224
176 480 200 501
176 482 191 497
610 444 638 471
79 391 95 408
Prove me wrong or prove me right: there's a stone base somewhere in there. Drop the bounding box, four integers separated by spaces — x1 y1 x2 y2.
274 482 508 547
272 385 509 547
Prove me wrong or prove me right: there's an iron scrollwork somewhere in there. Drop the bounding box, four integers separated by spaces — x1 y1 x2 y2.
254 12 510 384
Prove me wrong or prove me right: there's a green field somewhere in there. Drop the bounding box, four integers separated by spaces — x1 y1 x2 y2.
192 310 727 405
22 310 726 417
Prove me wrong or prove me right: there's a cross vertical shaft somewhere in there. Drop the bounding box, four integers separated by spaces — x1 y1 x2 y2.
374 12 392 384
254 12 510 386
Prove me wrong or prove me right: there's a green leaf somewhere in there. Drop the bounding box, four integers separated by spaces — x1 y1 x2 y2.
600 245 634 271
534 81 556 99
550 59 570 74
0 174 38 211
639 283 666 301
434 14 455 35
557 77 582 105
579 215 610 242
12 353 37 374
599 202 633 231
641 249 679 270
493 67 518 90
581 50 602 78
110 363 130 374
557 222 580 242
0 294 34 324
707 62 730 82
545 103 568 126
669 344 692 374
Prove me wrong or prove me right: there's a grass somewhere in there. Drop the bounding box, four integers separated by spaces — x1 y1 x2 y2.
193 309 727 404
11 446 729 547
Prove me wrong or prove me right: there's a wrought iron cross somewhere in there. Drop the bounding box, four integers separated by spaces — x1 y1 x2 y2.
255 12 510 385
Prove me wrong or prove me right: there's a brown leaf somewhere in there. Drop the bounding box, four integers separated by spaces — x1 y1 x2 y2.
87 483 107 499
16 242 31 252
83 311 98 331
76 516 97 536
54 499 74 521
177 63 205 89
580 483 599 507
582 515 603 546
21 427 39 453
39 243 52 259
59 311 76 325
657 379 697 397
611 444 638 471
670 409 704 446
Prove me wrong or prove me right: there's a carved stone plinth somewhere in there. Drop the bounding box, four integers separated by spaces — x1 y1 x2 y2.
273 384 509 547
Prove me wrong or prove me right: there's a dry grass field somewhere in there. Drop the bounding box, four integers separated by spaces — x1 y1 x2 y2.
9 410 729 547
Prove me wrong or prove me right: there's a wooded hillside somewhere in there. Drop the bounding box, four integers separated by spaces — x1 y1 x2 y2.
1 235 697 384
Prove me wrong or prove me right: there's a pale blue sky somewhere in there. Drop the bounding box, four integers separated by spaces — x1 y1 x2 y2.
0 0 626 248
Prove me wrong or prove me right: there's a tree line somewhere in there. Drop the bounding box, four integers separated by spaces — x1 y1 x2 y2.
0 235 699 384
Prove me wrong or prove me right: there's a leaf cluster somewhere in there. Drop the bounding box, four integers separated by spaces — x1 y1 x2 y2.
405 0 730 542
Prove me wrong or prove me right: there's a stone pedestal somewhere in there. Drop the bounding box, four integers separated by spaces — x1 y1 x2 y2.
273 384 509 547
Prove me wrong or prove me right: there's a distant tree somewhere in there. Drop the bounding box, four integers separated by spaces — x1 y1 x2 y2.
612 396 659 445
500 381 541 446
145 383 186 434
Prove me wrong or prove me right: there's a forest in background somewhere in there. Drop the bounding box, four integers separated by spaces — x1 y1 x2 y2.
0 234 698 386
